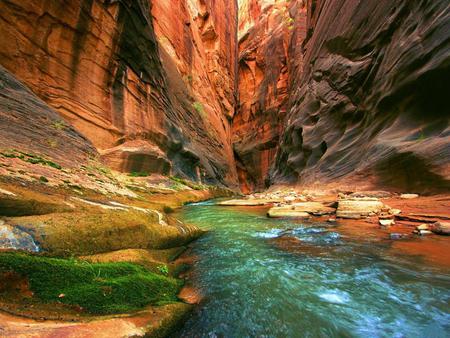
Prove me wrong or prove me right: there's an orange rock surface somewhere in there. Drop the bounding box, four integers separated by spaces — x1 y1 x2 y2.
0 0 239 186
233 0 307 192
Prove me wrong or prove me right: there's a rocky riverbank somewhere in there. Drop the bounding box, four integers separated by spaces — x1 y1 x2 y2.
0 151 232 337
219 188 450 267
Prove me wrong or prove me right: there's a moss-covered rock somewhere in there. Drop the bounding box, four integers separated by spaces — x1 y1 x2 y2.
80 247 188 277
8 210 203 256
0 252 182 315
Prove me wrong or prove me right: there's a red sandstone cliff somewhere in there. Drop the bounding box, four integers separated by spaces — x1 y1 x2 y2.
271 0 450 193
233 0 306 193
0 0 238 186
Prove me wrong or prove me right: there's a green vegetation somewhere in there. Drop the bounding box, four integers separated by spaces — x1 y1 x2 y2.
129 171 150 177
39 176 49 183
192 101 205 117
170 176 204 190
0 150 62 169
163 205 174 214
0 252 182 314
157 264 169 276
51 120 67 130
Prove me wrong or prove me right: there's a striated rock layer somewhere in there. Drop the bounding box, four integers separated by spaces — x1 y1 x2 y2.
271 0 450 193
233 0 307 193
0 0 239 186
0 65 96 167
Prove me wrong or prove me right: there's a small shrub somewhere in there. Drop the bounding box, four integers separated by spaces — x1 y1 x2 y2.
51 120 66 130
39 176 49 183
192 101 205 116
163 205 174 214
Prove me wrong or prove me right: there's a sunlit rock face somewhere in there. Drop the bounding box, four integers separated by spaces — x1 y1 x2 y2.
0 0 239 186
271 0 450 193
234 0 307 193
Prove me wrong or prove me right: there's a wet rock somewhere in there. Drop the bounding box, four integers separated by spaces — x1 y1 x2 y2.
267 208 310 219
430 222 450 236
413 229 433 236
0 303 192 338
379 219 395 227
218 199 270 206
8 209 203 256
268 202 335 218
389 233 410 240
416 224 429 231
336 199 385 219
0 221 39 252
400 194 419 199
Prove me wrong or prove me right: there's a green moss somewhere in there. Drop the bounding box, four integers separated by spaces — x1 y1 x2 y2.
0 150 62 169
129 171 149 177
0 252 182 314
157 264 169 276
39 176 49 183
170 176 204 190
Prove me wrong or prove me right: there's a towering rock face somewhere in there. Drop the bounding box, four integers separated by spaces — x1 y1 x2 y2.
234 0 307 193
0 0 238 186
271 0 450 193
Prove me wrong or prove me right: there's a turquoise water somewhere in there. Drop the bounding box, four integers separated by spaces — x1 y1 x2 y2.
174 201 450 338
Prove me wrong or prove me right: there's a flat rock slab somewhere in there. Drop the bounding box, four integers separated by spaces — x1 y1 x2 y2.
336 199 386 219
268 202 335 218
267 208 310 218
0 303 191 338
218 199 271 206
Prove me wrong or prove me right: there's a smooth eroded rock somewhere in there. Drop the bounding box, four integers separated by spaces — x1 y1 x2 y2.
336 199 385 219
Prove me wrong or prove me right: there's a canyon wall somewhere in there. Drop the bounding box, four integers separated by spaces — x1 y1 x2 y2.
234 0 307 193
271 0 450 193
0 0 238 186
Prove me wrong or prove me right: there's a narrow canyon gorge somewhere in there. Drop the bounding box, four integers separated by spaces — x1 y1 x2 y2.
0 0 449 337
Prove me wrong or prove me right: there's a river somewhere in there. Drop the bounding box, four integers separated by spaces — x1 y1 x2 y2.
173 201 450 337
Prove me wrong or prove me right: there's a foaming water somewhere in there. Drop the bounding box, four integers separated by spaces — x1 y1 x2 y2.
174 204 450 338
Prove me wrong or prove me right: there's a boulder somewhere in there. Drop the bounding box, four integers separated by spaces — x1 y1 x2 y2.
379 219 395 227
336 199 385 219
430 222 450 236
